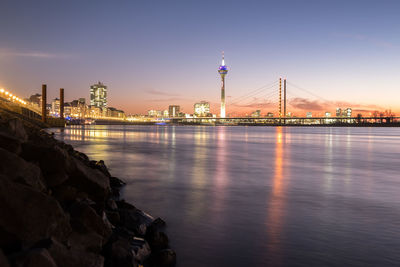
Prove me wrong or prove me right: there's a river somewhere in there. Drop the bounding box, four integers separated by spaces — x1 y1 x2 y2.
52 125 400 266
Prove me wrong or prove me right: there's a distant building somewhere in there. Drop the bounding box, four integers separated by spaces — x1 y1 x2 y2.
163 110 169 117
168 105 180 117
88 105 103 118
306 112 312 118
336 108 342 117
29 93 42 107
90 82 107 108
64 103 72 117
107 107 126 119
325 112 331 117
194 101 211 117
344 108 352 117
251 110 261 118
266 112 274 117
148 110 162 117
51 98 60 116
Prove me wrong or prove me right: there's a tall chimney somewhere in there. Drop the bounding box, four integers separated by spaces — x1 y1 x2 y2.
42 84 47 123
60 88 64 119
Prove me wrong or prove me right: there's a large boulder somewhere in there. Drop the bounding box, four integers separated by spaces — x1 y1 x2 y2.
69 158 110 202
0 130 22 154
0 249 10 267
0 176 71 248
33 238 104 267
0 147 47 192
152 249 176 267
116 201 154 236
104 237 135 267
69 201 112 241
68 231 103 253
131 237 151 263
10 248 57 267
21 142 75 188
8 118 28 141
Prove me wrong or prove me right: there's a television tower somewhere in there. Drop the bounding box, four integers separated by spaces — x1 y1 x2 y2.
218 52 228 118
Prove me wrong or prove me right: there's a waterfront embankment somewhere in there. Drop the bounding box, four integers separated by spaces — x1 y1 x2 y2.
0 107 176 266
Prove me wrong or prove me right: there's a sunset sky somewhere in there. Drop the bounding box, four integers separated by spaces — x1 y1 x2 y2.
1 0 400 116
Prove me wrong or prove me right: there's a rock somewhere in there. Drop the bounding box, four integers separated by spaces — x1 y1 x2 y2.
0 130 22 154
117 202 154 236
8 118 28 141
11 248 57 267
95 160 111 177
146 231 169 251
107 199 118 211
0 249 10 267
69 158 110 202
68 231 103 253
33 238 104 267
0 225 21 254
52 185 79 207
152 249 176 267
150 217 166 231
0 176 71 247
110 176 126 188
106 210 120 225
73 151 89 164
21 142 74 187
0 147 47 192
69 201 112 240
104 237 135 267
131 237 151 263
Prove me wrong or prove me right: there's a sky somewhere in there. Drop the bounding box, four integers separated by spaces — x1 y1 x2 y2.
1 0 400 116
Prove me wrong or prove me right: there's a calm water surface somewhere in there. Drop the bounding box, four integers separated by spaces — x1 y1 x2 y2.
53 125 400 266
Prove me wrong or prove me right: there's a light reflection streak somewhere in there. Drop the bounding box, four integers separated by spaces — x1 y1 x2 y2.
265 127 289 265
212 126 228 217
323 129 333 192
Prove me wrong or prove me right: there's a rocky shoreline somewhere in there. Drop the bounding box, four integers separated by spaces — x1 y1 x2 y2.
0 111 176 267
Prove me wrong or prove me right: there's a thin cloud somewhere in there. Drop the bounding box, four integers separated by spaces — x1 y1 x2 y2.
148 97 190 102
0 49 73 59
146 89 179 97
289 98 324 111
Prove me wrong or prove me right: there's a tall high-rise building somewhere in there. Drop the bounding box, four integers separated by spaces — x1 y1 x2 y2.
194 101 210 117
90 82 107 108
218 52 228 118
168 105 180 117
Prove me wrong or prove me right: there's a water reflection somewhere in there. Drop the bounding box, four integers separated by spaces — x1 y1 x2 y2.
265 127 288 265
51 125 400 267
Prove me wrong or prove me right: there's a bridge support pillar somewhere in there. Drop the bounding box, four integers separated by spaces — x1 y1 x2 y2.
60 88 64 119
41 84 47 123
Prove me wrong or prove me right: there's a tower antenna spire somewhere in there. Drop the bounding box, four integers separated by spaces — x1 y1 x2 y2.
222 51 225 66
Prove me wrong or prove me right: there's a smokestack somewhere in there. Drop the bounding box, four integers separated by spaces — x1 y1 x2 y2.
60 88 64 119
42 84 47 123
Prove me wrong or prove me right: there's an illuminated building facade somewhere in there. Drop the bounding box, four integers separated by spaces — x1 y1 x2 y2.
90 82 107 108
51 98 60 116
218 52 228 118
168 105 180 117
194 101 210 117
336 108 342 117
251 110 261 118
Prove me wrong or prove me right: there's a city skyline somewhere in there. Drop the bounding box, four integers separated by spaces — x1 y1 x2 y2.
1 1 400 115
